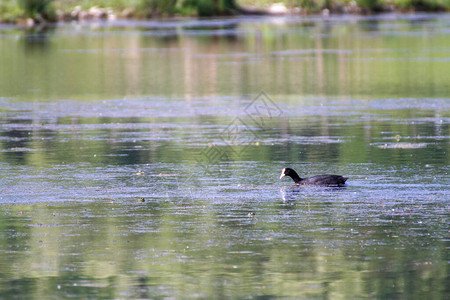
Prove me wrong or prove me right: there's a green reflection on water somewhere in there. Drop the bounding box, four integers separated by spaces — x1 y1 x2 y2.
0 198 447 298
0 16 449 99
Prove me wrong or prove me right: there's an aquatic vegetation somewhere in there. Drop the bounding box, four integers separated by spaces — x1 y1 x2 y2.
18 0 56 21
0 0 23 22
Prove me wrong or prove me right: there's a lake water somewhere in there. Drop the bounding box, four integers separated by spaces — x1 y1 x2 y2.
0 13 449 299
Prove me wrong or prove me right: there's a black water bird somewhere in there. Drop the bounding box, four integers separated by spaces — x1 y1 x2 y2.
280 167 348 187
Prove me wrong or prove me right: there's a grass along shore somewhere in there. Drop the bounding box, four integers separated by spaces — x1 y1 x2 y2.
1 0 449 24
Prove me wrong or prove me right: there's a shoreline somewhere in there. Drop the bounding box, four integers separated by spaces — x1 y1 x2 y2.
1 2 449 26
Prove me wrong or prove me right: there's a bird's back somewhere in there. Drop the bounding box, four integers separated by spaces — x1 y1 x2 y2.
299 175 347 186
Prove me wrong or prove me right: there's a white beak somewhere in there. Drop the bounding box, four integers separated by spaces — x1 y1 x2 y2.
280 169 286 179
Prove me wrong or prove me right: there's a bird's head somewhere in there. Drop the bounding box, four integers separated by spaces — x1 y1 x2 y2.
280 167 294 180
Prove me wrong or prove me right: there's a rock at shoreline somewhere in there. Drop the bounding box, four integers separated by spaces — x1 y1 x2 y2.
268 3 289 14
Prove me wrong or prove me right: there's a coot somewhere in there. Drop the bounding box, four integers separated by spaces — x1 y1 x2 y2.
280 167 348 187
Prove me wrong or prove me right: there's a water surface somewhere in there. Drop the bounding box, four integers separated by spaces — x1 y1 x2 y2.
0 13 449 299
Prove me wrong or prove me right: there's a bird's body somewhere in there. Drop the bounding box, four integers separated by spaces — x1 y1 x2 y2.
280 168 348 187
